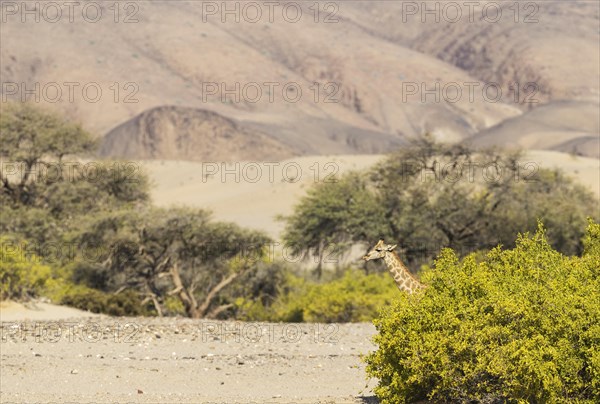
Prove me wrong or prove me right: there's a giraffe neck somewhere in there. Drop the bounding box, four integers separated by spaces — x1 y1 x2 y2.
383 251 423 293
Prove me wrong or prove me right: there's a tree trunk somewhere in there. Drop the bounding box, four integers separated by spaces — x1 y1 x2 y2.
315 241 324 279
150 293 163 317
196 272 240 317
144 282 163 317
170 262 246 319
169 263 200 318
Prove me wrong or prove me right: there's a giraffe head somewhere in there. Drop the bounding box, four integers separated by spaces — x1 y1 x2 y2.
363 240 397 261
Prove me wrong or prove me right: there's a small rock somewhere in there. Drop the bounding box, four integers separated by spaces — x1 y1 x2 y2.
137 389 143 394
70 369 78 374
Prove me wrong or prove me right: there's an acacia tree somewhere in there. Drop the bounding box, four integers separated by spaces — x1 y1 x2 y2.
368 135 527 266
282 135 599 274
0 102 150 247
75 207 271 318
280 172 386 278
0 102 97 206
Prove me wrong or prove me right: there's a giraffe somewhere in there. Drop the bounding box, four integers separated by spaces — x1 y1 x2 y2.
363 240 425 293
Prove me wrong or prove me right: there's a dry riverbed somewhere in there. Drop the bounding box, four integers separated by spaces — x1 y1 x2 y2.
0 303 379 403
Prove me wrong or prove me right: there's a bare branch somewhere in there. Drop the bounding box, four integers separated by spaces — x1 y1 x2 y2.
207 303 234 319
197 271 240 317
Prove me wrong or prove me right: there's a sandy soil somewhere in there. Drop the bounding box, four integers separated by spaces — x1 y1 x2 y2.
0 303 379 403
143 151 600 239
142 154 385 239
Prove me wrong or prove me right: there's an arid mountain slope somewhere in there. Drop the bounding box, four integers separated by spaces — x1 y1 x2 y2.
341 1 600 105
99 106 297 161
468 101 600 158
1 1 598 160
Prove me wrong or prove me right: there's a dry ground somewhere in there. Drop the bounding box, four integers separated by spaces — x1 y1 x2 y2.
0 302 379 404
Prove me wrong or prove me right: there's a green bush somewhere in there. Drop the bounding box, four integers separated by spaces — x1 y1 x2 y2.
0 238 52 300
237 269 399 323
59 286 151 317
301 270 399 322
365 220 600 403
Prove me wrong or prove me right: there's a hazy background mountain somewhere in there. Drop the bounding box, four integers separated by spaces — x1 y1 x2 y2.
3 0 597 160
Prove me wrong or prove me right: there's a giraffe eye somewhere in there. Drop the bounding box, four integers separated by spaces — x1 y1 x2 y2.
375 248 382 252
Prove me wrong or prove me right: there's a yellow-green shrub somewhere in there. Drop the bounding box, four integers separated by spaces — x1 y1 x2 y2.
237 269 399 323
301 270 399 322
0 238 51 300
365 221 600 403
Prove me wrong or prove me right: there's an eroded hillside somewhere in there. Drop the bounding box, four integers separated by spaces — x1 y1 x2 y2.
1 1 598 159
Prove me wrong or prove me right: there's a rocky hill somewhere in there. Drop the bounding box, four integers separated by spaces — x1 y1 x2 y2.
99 106 296 161
468 101 600 158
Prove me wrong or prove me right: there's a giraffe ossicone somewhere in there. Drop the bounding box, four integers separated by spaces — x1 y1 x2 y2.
363 239 426 293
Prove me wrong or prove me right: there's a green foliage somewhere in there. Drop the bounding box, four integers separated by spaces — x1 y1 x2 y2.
280 172 385 277
58 285 151 316
583 217 600 257
283 135 599 274
301 270 399 322
3 102 405 321
237 269 399 323
163 295 186 316
373 136 598 263
74 206 273 318
0 102 96 162
488 168 598 256
0 103 150 250
0 102 96 206
365 221 600 403
0 237 52 300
